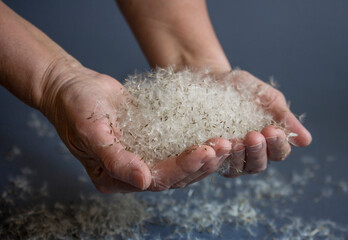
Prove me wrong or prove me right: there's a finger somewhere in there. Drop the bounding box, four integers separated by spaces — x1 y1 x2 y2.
87 166 142 194
204 137 232 157
86 121 152 190
149 145 216 191
171 168 210 189
184 152 230 185
244 131 267 174
101 147 151 190
223 138 245 178
261 125 291 161
228 71 311 147
185 154 228 186
268 93 312 147
172 138 231 188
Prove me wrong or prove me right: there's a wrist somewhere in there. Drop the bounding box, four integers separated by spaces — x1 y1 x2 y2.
144 38 232 73
118 0 231 73
174 50 231 73
37 56 83 121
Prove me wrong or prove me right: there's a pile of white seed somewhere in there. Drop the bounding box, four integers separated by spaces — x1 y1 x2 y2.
116 68 274 167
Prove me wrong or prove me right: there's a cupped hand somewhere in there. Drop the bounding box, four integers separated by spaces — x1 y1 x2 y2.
220 70 312 178
151 69 312 185
38 60 230 193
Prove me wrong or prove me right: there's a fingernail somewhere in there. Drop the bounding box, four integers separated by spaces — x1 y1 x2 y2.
247 143 263 152
266 136 278 144
233 148 245 159
130 170 144 189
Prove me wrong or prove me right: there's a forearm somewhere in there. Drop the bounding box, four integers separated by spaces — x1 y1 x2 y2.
0 1 76 109
117 0 231 72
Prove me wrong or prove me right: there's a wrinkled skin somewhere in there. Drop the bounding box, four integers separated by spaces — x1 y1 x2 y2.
39 62 311 193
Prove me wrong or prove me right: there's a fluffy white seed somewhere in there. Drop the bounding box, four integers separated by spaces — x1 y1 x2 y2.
116 68 274 169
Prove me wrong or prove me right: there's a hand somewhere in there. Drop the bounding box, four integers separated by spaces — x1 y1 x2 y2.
39 59 230 193
221 70 312 178
152 69 312 186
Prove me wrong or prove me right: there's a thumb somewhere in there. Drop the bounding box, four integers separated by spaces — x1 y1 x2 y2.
269 94 312 147
88 119 152 190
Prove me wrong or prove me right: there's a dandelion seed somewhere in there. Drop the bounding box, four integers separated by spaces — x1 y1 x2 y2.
299 114 306 124
115 68 274 172
6 145 22 161
269 76 278 88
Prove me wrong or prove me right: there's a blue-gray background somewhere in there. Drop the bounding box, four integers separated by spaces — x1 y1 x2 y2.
0 0 347 238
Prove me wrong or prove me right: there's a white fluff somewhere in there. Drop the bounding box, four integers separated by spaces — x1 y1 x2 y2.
116 68 274 167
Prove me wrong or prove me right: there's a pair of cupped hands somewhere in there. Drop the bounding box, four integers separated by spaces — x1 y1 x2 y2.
40 60 311 194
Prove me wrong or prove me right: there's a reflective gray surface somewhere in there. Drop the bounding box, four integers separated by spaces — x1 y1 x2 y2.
1 1 347 239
